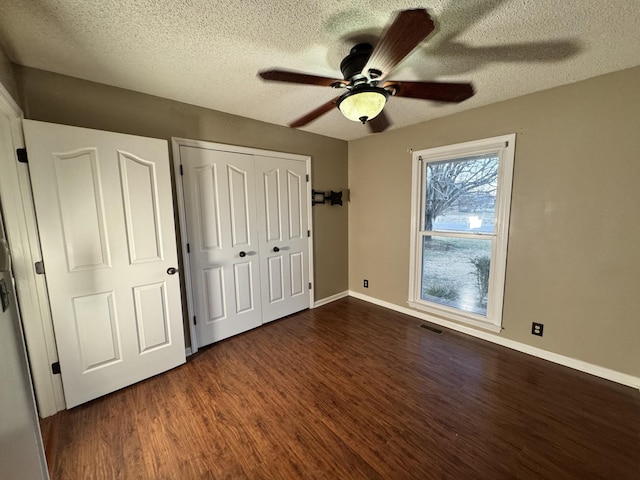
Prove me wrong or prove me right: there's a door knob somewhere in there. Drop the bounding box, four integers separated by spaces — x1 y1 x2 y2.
238 251 256 258
167 267 178 275
273 246 280 253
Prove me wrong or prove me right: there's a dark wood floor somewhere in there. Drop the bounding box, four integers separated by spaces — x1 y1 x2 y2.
40 297 640 479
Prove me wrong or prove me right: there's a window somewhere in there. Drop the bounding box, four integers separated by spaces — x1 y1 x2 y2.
408 134 515 331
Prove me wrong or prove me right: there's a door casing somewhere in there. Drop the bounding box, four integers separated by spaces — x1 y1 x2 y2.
0 84 65 417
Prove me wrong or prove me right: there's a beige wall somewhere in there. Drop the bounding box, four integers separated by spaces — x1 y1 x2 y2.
349 66 640 378
0 47 19 104
12 63 640 378
14 66 349 304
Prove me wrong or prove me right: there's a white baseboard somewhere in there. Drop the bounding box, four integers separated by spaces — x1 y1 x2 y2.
348 291 640 390
314 290 349 308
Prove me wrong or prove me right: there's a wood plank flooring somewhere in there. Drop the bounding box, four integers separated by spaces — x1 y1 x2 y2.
40 297 640 479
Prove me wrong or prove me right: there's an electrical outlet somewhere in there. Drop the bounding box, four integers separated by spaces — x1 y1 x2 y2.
531 322 544 336
363 279 369 288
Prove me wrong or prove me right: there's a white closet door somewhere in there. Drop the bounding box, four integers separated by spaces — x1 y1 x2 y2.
180 145 262 346
255 156 310 323
24 120 185 408
176 141 311 348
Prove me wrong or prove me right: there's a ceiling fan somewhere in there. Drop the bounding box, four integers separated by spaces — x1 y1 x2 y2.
258 9 475 133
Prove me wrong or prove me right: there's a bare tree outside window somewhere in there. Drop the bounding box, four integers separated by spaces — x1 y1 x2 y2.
425 156 498 234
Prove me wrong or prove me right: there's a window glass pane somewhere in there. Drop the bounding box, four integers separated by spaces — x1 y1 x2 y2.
421 236 492 316
425 154 498 234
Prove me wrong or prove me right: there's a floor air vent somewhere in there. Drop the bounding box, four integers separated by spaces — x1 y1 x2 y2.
419 323 443 335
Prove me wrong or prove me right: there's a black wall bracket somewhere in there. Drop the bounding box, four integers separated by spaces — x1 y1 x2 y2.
312 189 343 206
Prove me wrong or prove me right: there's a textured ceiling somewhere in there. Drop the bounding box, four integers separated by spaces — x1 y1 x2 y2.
0 0 639 141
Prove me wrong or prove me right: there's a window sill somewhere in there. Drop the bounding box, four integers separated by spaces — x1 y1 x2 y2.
407 300 502 333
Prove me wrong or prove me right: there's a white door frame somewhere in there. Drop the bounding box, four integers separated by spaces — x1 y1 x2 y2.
0 84 66 417
171 137 314 353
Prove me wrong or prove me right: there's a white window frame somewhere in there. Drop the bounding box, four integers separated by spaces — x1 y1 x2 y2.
408 134 516 332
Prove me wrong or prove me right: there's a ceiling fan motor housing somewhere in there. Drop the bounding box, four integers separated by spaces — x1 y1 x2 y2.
340 43 373 81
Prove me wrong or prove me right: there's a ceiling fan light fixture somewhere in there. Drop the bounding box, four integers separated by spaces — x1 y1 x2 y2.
337 87 388 123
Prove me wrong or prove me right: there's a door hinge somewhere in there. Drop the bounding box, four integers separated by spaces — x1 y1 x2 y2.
16 148 28 163
179 164 184 175
307 230 311 237
186 243 190 253
306 174 309 182
309 282 312 289
34 261 45 274
51 362 61 375
193 315 197 325
0 279 9 312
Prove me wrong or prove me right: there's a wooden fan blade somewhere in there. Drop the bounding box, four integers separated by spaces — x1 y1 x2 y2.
362 9 435 81
368 110 391 133
385 81 475 103
289 97 340 128
259 69 346 87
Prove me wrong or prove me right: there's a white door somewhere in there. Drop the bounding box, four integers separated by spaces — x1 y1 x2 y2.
24 120 185 408
176 141 311 348
255 156 310 322
179 145 262 346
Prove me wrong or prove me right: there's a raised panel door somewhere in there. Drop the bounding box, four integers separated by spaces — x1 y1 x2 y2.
255 156 310 323
180 146 262 346
24 120 185 408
